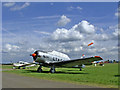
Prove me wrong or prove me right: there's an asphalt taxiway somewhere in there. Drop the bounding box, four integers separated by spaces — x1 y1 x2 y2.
2 72 100 88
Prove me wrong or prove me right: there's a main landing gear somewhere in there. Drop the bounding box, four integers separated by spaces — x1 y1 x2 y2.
37 65 56 73
37 65 42 73
80 68 82 71
50 65 56 73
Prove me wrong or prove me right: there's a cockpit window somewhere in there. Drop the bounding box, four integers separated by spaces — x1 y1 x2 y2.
20 62 23 64
36 50 52 53
36 50 47 53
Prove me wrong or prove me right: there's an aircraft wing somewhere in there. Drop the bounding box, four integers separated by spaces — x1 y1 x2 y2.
13 63 36 67
46 56 103 68
21 63 36 67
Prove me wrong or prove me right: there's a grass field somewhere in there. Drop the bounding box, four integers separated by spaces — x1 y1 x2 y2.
2 63 119 88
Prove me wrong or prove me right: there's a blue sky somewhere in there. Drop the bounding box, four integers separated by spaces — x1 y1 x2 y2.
2 2 119 63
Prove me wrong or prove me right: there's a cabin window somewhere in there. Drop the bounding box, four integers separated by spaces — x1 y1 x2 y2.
43 55 46 58
53 58 55 61
46 56 49 58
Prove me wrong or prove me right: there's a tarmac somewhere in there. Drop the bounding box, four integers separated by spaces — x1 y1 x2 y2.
2 72 100 88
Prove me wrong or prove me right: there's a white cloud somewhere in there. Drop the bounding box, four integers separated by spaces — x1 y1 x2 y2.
93 34 109 41
57 15 71 27
27 48 35 52
71 20 95 34
107 25 118 39
76 6 82 10
110 46 118 51
74 46 83 52
67 6 82 11
67 6 74 11
33 15 60 19
115 7 120 17
10 2 30 11
113 29 118 36
52 20 96 41
88 48 97 53
3 2 15 7
115 12 118 17
52 28 83 41
97 48 108 53
115 12 120 18
61 49 71 53
2 16 118 62
5 44 20 51
101 34 109 40
34 31 51 35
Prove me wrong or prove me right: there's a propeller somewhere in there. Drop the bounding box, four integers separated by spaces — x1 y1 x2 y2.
30 51 38 61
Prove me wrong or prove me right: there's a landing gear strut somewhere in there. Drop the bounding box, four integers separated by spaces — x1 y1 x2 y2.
37 65 42 73
80 68 82 71
18 67 21 69
50 65 56 73
23 67 26 69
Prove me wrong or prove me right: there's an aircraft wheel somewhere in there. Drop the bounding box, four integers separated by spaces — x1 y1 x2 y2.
80 68 82 71
50 67 56 73
37 68 42 73
13 67 16 69
23 67 26 69
18 67 21 69
37 65 42 73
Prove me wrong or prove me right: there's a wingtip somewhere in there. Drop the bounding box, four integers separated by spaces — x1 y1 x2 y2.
94 56 103 60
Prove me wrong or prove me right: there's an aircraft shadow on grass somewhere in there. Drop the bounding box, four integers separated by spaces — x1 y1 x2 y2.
23 70 89 74
114 75 120 77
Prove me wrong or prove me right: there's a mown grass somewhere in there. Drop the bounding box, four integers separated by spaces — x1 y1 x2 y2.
2 63 119 88
2 65 13 69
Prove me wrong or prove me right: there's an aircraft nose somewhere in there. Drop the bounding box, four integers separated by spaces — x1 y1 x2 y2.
32 53 36 57
30 53 37 61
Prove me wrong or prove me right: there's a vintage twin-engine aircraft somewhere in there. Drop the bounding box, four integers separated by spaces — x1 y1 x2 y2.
30 50 103 73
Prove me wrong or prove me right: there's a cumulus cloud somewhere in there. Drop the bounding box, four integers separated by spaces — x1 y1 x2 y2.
74 46 83 52
93 34 109 41
57 15 71 27
110 46 118 51
10 2 30 11
27 48 35 52
113 28 119 37
2 17 118 62
115 12 120 18
71 20 95 34
108 25 119 40
52 28 83 41
3 2 15 7
97 48 108 53
52 20 96 42
115 7 120 17
5 44 20 51
115 12 118 17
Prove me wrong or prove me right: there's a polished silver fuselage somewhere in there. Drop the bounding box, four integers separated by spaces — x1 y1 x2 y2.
35 51 69 64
